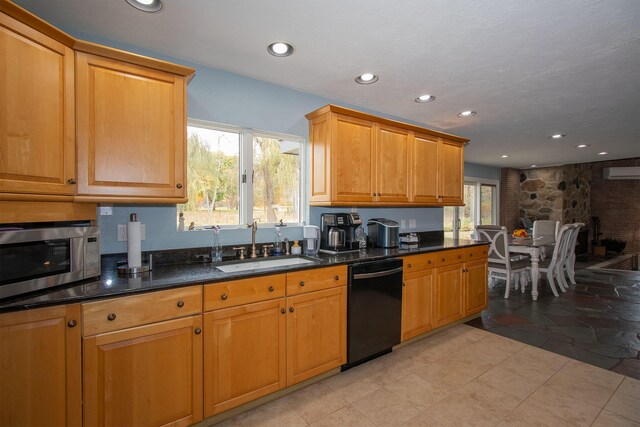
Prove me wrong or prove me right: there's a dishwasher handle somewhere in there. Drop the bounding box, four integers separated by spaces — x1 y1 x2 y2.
352 266 404 280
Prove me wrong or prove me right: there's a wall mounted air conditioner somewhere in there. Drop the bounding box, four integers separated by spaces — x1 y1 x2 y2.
603 166 640 180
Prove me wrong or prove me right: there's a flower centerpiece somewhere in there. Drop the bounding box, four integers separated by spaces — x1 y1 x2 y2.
512 229 528 238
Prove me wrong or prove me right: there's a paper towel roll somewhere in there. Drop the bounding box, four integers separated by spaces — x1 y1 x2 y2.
127 220 142 267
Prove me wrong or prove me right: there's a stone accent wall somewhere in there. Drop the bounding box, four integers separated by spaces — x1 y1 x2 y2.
561 163 591 224
519 167 564 222
590 158 640 254
500 168 521 231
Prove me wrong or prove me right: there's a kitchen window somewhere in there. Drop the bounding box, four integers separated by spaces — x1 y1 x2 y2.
178 119 306 228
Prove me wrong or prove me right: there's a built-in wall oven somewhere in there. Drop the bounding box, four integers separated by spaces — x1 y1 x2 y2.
0 225 100 299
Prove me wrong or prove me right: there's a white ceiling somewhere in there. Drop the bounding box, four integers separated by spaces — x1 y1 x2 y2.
15 0 640 169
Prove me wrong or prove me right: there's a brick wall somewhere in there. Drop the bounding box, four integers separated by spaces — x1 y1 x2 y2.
590 158 640 254
500 168 521 231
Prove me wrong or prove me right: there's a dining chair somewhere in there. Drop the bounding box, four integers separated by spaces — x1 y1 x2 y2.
561 222 585 287
476 225 530 298
533 220 561 242
536 223 574 296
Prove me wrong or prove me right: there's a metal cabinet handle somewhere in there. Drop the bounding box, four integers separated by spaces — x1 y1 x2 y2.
470 253 473 257
67 178 76 184
407 263 412 268
67 320 77 328
194 328 202 335
221 293 228 300
402 282 406 287
427 260 432 264
280 308 286 314
107 313 116 321
289 307 295 313
299 281 305 287
176 183 183 189
268 286 275 292
457 255 462 259
441 258 446 262
334 275 339 281
177 300 185 308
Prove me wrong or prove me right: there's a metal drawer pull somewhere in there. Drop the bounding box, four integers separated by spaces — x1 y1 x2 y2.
427 260 432 264
221 293 228 300
299 281 305 287
268 286 275 292
194 328 202 335
176 183 183 189
334 275 339 281
177 300 185 308
289 307 295 313
107 313 116 321
353 266 404 280
407 264 412 268
67 320 77 328
281 308 286 314
67 178 76 184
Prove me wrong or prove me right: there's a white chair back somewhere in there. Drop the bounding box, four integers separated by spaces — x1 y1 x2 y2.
476 225 510 267
533 220 561 242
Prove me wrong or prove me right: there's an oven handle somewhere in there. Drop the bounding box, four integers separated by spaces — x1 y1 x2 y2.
352 266 404 280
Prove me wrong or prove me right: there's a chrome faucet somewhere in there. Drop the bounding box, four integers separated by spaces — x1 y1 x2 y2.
247 219 259 258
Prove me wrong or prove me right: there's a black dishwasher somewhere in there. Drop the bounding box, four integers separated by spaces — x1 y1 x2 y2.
344 258 403 369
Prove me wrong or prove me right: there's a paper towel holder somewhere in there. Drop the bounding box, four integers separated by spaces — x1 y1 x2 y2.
117 254 152 275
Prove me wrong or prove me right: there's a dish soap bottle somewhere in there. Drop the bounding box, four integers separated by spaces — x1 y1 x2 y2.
273 226 283 256
291 240 302 255
211 226 222 262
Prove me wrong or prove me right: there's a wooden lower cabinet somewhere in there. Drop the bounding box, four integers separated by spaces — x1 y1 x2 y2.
401 268 435 341
463 259 489 316
433 264 464 327
203 298 287 417
286 286 347 386
0 305 81 427
83 315 203 427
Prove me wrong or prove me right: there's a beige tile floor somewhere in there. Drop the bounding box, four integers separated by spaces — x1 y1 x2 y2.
213 325 640 426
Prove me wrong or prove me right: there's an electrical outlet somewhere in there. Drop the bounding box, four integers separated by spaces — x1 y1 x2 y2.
99 205 113 216
400 219 406 230
117 224 127 241
409 219 417 229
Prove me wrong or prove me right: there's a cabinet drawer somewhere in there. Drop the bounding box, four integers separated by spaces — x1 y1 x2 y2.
82 286 202 336
403 253 436 274
286 265 347 296
204 274 285 311
435 248 465 267
465 245 488 261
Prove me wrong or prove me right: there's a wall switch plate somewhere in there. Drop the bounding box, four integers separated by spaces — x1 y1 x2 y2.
409 219 417 229
99 205 113 216
117 224 145 241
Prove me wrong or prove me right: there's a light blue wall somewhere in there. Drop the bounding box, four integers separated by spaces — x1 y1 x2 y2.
64 31 498 254
464 163 501 181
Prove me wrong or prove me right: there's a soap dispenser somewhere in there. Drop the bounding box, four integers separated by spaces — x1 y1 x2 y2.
273 226 283 256
211 226 222 262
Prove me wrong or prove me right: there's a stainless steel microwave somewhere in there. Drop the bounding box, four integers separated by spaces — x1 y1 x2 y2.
0 226 100 299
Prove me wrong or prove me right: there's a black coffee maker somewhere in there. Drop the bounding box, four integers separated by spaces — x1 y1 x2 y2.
319 213 362 253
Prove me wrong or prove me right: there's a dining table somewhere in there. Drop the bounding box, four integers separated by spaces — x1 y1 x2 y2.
508 235 555 301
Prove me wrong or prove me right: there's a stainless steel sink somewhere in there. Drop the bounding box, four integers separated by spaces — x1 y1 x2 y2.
216 257 319 273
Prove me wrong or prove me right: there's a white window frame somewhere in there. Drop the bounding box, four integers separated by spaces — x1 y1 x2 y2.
449 176 500 239
184 118 308 229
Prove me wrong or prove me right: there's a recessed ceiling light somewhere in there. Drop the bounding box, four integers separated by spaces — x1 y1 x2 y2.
576 144 590 148
267 41 294 57
457 110 476 117
415 94 436 103
530 164 537 168
355 73 378 84
598 151 609 155
549 134 566 139
501 155 510 158
125 0 163 12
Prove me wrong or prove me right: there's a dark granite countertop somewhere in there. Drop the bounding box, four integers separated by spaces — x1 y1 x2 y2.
0 238 486 312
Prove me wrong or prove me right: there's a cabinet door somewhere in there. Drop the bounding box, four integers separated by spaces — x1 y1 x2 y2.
309 114 331 203
0 305 81 427
376 124 409 203
332 114 375 203
287 286 346 385
410 133 439 204
464 259 488 316
83 316 203 427
0 13 75 197
439 139 464 205
75 52 186 201
402 269 434 341
203 299 286 417
433 264 464 327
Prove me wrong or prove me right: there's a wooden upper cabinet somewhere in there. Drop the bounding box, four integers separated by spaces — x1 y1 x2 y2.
439 138 464 205
410 133 439 204
376 124 410 203
0 12 75 198
332 114 375 203
75 52 187 202
306 105 468 206
0 304 82 427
